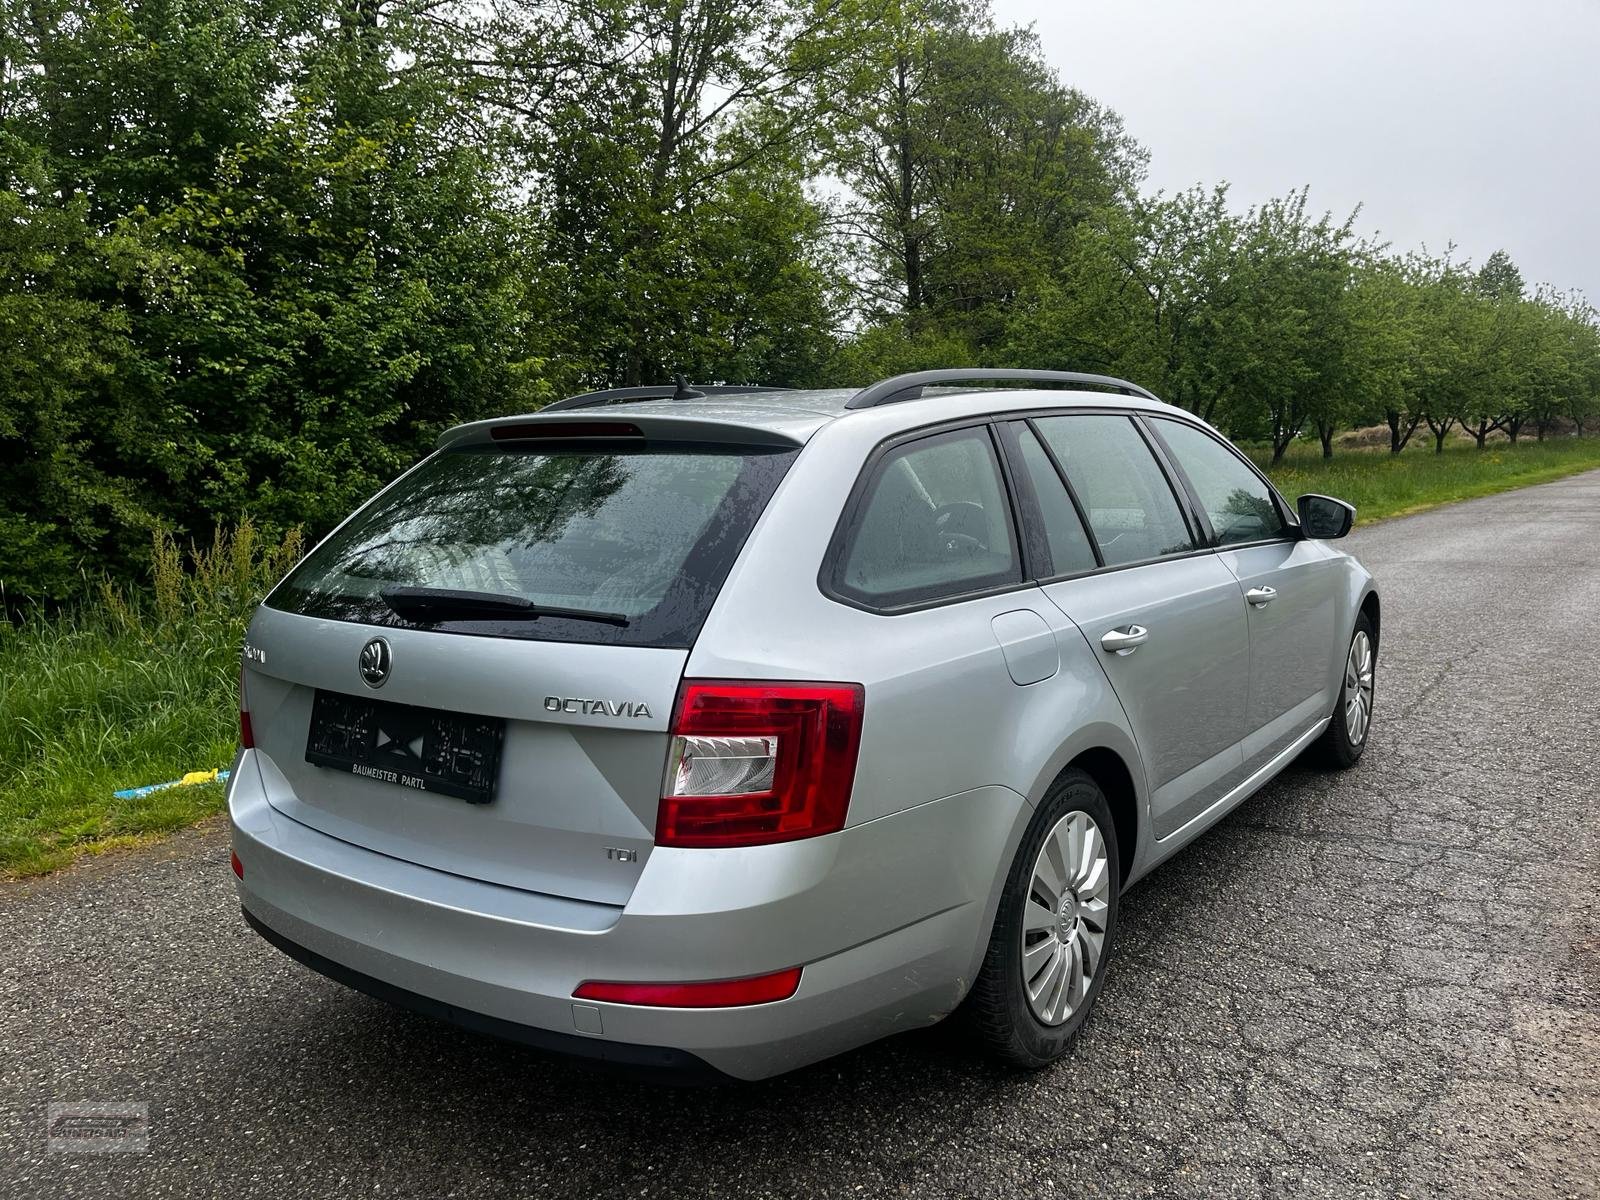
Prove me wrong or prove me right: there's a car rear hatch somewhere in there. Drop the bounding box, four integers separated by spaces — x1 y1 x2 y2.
241 413 807 906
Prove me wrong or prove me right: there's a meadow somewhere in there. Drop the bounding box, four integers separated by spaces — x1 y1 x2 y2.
0 523 301 876
4 435 1599 877
1251 434 1600 523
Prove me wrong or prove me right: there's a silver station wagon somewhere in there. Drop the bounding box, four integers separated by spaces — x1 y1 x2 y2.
228 369 1379 1081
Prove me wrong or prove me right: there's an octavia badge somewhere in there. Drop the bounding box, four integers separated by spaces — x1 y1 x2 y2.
359 637 392 688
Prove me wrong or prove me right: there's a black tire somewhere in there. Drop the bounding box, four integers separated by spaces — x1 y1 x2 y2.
1315 611 1377 769
968 769 1120 1068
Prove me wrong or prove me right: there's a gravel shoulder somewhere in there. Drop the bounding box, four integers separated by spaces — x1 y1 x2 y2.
3 472 1598 1200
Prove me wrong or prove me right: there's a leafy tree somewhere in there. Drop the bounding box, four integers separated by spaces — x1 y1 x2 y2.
7 0 1600 606
1560 302 1600 437
1350 257 1428 454
1048 185 1243 420
829 0 1143 351
0 175 149 599
1475 249 1524 302
0 0 536 587
0 0 310 597
1204 191 1365 464
464 0 856 387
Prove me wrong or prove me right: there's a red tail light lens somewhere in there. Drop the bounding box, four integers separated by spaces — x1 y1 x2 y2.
230 849 244 879
657 680 864 848
574 967 801 1008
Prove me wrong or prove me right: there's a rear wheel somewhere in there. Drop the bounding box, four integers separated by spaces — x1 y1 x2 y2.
1315 613 1376 768
968 770 1119 1068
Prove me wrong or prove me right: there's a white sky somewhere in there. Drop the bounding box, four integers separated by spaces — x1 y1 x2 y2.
994 0 1600 300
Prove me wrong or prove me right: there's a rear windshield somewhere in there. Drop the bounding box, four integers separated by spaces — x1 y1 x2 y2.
266 440 799 647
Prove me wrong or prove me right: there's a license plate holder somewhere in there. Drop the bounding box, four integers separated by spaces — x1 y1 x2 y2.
305 690 505 804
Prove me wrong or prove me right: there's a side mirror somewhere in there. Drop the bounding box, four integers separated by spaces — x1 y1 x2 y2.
1297 493 1355 539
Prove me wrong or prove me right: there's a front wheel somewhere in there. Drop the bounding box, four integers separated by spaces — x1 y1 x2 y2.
1315 613 1376 768
967 770 1120 1068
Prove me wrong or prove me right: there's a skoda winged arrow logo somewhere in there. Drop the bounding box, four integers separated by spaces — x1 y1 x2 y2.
359 637 392 688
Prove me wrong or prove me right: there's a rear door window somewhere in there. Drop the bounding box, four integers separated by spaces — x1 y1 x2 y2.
267 440 798 647
1033 414 1196 567
833 426 1021 608
1007 424 1100 577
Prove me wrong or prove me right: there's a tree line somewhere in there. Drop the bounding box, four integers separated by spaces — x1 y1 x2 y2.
3 0 1597 601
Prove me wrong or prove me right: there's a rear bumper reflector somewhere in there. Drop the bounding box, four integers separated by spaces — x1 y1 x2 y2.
573 967 802 1008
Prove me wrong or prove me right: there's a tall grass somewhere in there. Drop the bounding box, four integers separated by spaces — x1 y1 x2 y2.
0 521 302 876
1254 435 1600 524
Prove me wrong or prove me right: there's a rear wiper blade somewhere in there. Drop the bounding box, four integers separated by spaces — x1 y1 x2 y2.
379 586 630 627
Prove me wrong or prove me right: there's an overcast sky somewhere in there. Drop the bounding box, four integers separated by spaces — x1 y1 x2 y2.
993 0 1600 301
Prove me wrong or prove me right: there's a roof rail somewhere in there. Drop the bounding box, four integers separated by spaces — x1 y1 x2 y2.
542 380 793 413
844 369 1159 411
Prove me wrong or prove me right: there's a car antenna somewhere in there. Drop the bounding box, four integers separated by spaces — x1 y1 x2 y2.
672 373 695 401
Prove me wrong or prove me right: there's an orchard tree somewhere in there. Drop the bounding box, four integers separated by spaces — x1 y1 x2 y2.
1207 190 1365 464
997 186 1239 411
1352 257 1428 454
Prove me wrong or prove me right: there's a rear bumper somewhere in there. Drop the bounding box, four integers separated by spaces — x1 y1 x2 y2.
228 749 1028 1081
241 908 723 1082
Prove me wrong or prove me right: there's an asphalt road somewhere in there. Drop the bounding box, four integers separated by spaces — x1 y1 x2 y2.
3 472 1598 1200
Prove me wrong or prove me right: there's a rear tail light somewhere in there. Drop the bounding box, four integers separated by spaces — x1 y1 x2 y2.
574 967 801 1008
239 667 254 749
657 681 864 848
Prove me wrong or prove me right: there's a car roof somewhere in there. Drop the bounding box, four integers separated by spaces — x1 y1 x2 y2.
437 386 1197 452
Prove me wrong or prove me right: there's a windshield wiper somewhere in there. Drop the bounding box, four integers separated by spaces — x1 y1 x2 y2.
379 586 630 627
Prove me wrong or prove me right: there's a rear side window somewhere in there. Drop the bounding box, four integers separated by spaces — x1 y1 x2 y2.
1150 417 1288 545
833 427 1020 608
1034 414 1195 567
267 440 798 647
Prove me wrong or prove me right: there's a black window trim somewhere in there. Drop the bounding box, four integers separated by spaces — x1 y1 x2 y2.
819 419 1029 615
1019 408 1214 580
994 415 1219 587
818 405 1300 617
1136 412 1300 551
1003 418 1104 573
1126 411 1209 549
990 419 1054 582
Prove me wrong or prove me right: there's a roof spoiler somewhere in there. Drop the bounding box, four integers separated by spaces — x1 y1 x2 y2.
435 411 807 451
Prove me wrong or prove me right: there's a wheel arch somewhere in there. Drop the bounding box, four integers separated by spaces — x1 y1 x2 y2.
1359 587 1381 649
1063 747 1139 891
1017 722 1148 893
960 721 1149 987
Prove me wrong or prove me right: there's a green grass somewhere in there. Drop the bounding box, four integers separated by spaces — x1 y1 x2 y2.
1254 434 1600 524
4 436 1600 879
0 522 301 877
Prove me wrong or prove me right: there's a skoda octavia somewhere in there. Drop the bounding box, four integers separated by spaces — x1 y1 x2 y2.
228 370 1379 1080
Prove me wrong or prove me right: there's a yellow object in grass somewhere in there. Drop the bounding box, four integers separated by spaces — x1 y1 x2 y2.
113 768 231 801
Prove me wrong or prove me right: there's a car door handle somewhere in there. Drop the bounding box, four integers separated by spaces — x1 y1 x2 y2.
1245 587 1278 608
1099 625 1149 655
